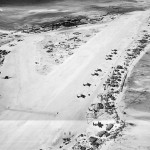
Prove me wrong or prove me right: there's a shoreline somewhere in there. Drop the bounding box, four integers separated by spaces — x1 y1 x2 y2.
102 44 150 150
101 14 150 150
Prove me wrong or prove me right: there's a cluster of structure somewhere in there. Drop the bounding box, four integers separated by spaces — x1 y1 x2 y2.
21 16 88 33
105 49 118 60
21 14 118 34
44 34 82 55
0 49 10 66
35 29 98 74
37 18 150 150
125 31 150 64
0 33 14 46
77 68 103 99
0 33 9 38
72 120 125 150
70 20 150 150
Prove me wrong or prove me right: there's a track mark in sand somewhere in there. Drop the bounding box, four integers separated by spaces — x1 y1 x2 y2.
6 107 57 117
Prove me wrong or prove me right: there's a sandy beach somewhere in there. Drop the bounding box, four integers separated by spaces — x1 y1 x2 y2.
0 1 150 150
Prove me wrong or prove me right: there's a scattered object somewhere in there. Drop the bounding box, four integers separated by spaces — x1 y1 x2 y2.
89 136 98 143
97 131 106 137
77 94 86 98
3 76 10 79
83 83 91 87
95 68 102 72
91 73 99 76
106 123 114 131
97 122 103 128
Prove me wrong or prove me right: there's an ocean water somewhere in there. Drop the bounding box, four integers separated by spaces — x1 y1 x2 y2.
0 0 145 30
0 0 137 6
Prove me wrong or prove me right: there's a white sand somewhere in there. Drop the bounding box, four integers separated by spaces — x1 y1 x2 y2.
0 10 150 150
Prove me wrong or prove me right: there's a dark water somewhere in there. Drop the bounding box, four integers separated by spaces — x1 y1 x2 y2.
0 0 145 30
0 0 137 6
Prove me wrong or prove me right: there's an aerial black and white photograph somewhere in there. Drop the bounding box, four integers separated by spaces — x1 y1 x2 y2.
0 0 150 150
